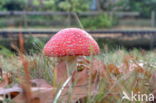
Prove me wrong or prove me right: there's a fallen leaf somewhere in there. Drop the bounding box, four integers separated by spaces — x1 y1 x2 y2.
54 60 68 86
31 79 52 88
0 86 22 99
0 68 12 88
30 97 40 103
0 58 106 103
107 64 120 74
150 71 156 90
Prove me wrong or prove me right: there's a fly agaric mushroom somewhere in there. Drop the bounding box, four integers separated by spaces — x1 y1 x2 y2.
43 28 100 74
43 28 100 102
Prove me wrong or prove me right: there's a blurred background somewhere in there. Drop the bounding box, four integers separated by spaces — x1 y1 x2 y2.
0 1 155 103
0 0 156 54
0 0 156 28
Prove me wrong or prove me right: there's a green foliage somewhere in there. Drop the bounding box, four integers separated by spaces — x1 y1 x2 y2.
0 0 7 11
1 0 26 11
116 0 156 18
0 0 155 19
81 14 114 29
58 1 71 11
0 0 91 11
32 0 56 11
0 45 14 57
25 36 47 54
0 0 56 11
58 0 91 12
98 0 117 11
43 0 56 10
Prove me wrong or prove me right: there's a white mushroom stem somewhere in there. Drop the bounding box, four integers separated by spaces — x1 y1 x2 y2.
66 57 77 75
59 56 78 75
65 56 78 102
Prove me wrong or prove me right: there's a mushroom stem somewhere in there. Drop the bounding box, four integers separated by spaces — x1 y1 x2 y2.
59 56 78 75
65 56 77 75
53 56 77 103
65 56 77 101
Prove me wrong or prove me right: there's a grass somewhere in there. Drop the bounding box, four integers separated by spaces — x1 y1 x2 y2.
0 48 156 103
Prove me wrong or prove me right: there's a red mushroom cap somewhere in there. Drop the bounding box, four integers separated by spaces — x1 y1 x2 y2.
43 28 100 57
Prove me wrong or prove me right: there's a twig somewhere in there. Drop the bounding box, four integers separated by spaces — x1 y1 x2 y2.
53 76 72 103
73 12 84 29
